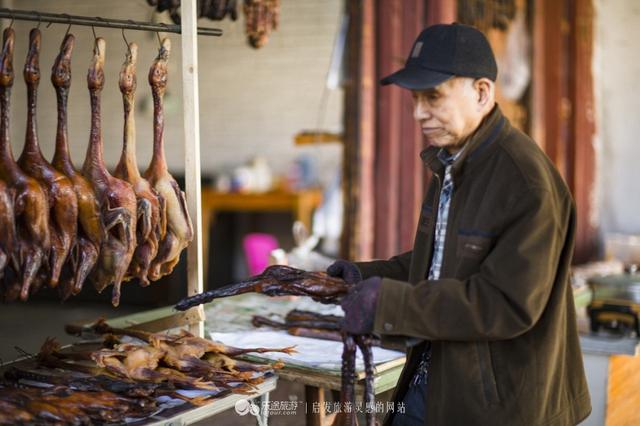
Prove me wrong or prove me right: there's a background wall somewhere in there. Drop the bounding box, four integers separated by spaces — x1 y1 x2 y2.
3 0 343 183
593 0 640 239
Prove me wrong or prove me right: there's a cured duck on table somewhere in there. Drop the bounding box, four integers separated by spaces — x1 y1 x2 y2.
175 265 378 426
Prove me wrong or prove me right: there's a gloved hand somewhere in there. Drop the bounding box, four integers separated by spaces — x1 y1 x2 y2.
340 276 382 334
326 259 362 285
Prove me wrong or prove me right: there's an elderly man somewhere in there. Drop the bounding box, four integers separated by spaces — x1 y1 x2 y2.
329 23 591 425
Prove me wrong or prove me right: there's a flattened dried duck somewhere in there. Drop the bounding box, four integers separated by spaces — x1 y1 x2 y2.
175 265 351 311
175 265 377 426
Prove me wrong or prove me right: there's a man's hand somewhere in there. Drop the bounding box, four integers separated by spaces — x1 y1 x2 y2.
327 260 362 285
340 277 382 334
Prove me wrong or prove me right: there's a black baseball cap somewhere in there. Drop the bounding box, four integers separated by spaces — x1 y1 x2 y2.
381 23 497 90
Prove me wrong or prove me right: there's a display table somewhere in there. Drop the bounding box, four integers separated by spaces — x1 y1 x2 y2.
145 376 276 426
203 294 406 426
0 337 277 426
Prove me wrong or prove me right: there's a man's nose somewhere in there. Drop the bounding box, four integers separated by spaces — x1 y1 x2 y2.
413 100 430 121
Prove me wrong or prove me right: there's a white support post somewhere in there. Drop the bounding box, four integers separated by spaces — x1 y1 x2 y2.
181 0 205 337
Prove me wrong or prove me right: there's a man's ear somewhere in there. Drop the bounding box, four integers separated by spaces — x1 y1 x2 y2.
474 78 494 109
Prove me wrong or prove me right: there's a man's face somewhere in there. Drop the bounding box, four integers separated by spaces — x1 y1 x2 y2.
412 77 484 153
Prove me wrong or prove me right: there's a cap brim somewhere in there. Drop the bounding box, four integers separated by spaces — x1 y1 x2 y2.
380 66 453 90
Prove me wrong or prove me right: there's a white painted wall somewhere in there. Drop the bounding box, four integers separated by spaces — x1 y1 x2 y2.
3 0 343 182
593 0 640 238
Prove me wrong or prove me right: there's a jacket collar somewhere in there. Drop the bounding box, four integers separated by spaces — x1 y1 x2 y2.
420 105 506 177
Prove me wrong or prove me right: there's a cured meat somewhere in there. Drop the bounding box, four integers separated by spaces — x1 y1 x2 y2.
51 33 104 299
68 318 296 358
92 343 217 390
82 37 137 307
114 42 166 286
355 335 376 426
176 266 378 425
17 28 78 291
0 27 50 301
0 180 15 278
0 383 157 424
5 367 159 399
175 265 351 311
333 334 357 426
243 0 280 48
144 38 193 281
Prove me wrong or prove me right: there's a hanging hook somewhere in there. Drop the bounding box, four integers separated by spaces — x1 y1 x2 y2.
122 28 131 54
91 24 98 51
63 13 72 36
36 11 42 29
8 11 14 29
156 31 162 48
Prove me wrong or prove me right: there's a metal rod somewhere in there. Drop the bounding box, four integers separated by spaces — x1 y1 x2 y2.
0 8 222 37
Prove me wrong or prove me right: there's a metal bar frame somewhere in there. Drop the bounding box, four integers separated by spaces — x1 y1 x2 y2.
0 7 222 36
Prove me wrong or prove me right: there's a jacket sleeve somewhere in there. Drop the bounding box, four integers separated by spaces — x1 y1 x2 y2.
354 251 413 281
373 187 572 341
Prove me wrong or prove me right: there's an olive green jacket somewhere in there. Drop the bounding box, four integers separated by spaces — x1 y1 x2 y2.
355 107 591 426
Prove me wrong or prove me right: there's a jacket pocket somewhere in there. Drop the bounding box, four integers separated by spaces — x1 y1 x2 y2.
476 342 501 406
457 232 492 260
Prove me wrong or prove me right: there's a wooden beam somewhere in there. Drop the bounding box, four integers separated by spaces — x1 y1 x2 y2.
181 0 205 336
398 0 426 253
375 0 403 259
569 0 597 262
342 0 376 261
532 0 571 181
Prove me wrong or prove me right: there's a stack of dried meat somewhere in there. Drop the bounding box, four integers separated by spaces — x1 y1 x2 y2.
0 319 293 424
176 265 378 426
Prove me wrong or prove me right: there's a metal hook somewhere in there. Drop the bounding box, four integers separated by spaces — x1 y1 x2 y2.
36 11 42 29
156 31 162 48
14 346 35 360
122 28 131 54
91 25 98 51
8 11 14 29
63 13 72 36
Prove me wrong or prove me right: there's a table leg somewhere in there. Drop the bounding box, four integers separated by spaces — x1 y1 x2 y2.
306 385 326 426
254 391 270 426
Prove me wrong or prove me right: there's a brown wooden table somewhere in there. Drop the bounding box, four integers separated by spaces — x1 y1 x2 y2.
276 357 405 426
